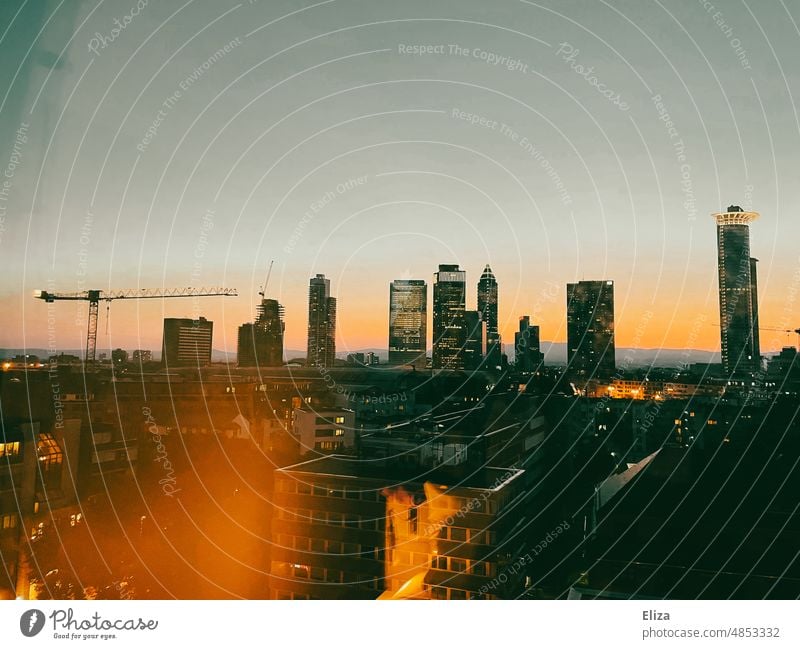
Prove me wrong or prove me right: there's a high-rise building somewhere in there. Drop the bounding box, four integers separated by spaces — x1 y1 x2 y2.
463 310 486 371
388 279 427 369
515 316 543 373
238 298 285 367
432 265 466 370
477 265 501 368
712 206 761 375
307 274 337 368
162 317 213 367
566 280 615 378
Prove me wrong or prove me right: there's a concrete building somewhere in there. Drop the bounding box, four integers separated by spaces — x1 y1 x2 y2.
161 317 213 367
293 408 356 456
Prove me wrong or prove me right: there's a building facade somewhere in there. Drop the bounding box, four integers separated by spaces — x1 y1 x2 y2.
515 316 543 373
477 265 501 368
713 206 761 375
161 317 213 367
388 279 427 369
306 274 337 369
463 310 486 371
566 280 615 378
432 265 466 370
293 408 356 455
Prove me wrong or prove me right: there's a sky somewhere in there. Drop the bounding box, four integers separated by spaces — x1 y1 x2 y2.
1 0 799 357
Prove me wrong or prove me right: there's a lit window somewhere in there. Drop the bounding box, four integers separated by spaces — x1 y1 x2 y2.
334 429 345 437
334 416 345 424
0 441 20 459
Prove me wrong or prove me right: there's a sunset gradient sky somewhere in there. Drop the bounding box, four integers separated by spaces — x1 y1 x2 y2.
1 0 799 357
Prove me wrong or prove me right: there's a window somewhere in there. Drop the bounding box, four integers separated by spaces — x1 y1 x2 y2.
450 527 467 542
471 561 486 576
408 506 418 533
1 514 17 530
313 485 326 497
297 482 311 495
310 566 325 581
450 558 466 573
432 555 446 570
0 441 20 459
431 586 447 600
334 429 345 437
334 416 345 424
37 433 63 489
450 588 467 600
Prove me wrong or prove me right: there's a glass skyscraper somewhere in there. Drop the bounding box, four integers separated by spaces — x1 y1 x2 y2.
388 279 427 369
713 205 761 375
307 274 337 368
477 264 501 368
566 280 615 378
432 264 466 370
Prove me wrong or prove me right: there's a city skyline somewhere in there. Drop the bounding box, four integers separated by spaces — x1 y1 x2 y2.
2 2 799 360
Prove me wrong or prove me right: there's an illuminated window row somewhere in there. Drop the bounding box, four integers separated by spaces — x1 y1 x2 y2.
430 555 496 577
278 479 384 502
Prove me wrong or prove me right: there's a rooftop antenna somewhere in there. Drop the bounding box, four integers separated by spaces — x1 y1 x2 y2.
259 260 274 299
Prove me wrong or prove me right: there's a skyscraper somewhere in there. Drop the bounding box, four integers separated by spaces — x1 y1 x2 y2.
388 279 427 369
712 205 761 375
307 274 337 368
566 280 615 378
432 264 466 370
477 265 501 368
515 316 543 373
162 317 213 367
463 310 486 371
238 298 285 367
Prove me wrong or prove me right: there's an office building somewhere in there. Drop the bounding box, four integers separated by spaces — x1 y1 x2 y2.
566 280 615 378
477 265 501 368
238 298 285 367
712 206 761 375
515 316 543 373
463 310 486 371
162 317 213 367
388 280 427 369
307 274 337 369
432 265 466 370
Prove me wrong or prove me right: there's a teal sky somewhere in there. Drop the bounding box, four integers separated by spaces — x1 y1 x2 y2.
1 0 799 356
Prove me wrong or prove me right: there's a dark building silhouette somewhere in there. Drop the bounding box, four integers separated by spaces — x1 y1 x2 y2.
432 265 466 370
515 316 543 373
306 274 336 368
712 206 761 375
463 310 486 371
238 298 285 367
388 279 427 369
162 317 213 367
477 265 501 368
566 280 615 378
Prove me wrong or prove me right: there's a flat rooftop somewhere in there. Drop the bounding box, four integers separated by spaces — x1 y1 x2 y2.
278 455 523 492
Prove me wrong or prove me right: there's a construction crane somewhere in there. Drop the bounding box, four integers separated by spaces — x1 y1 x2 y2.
34 287 237 363
710 322 800 348
258 260 274 299
758 325 800 348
